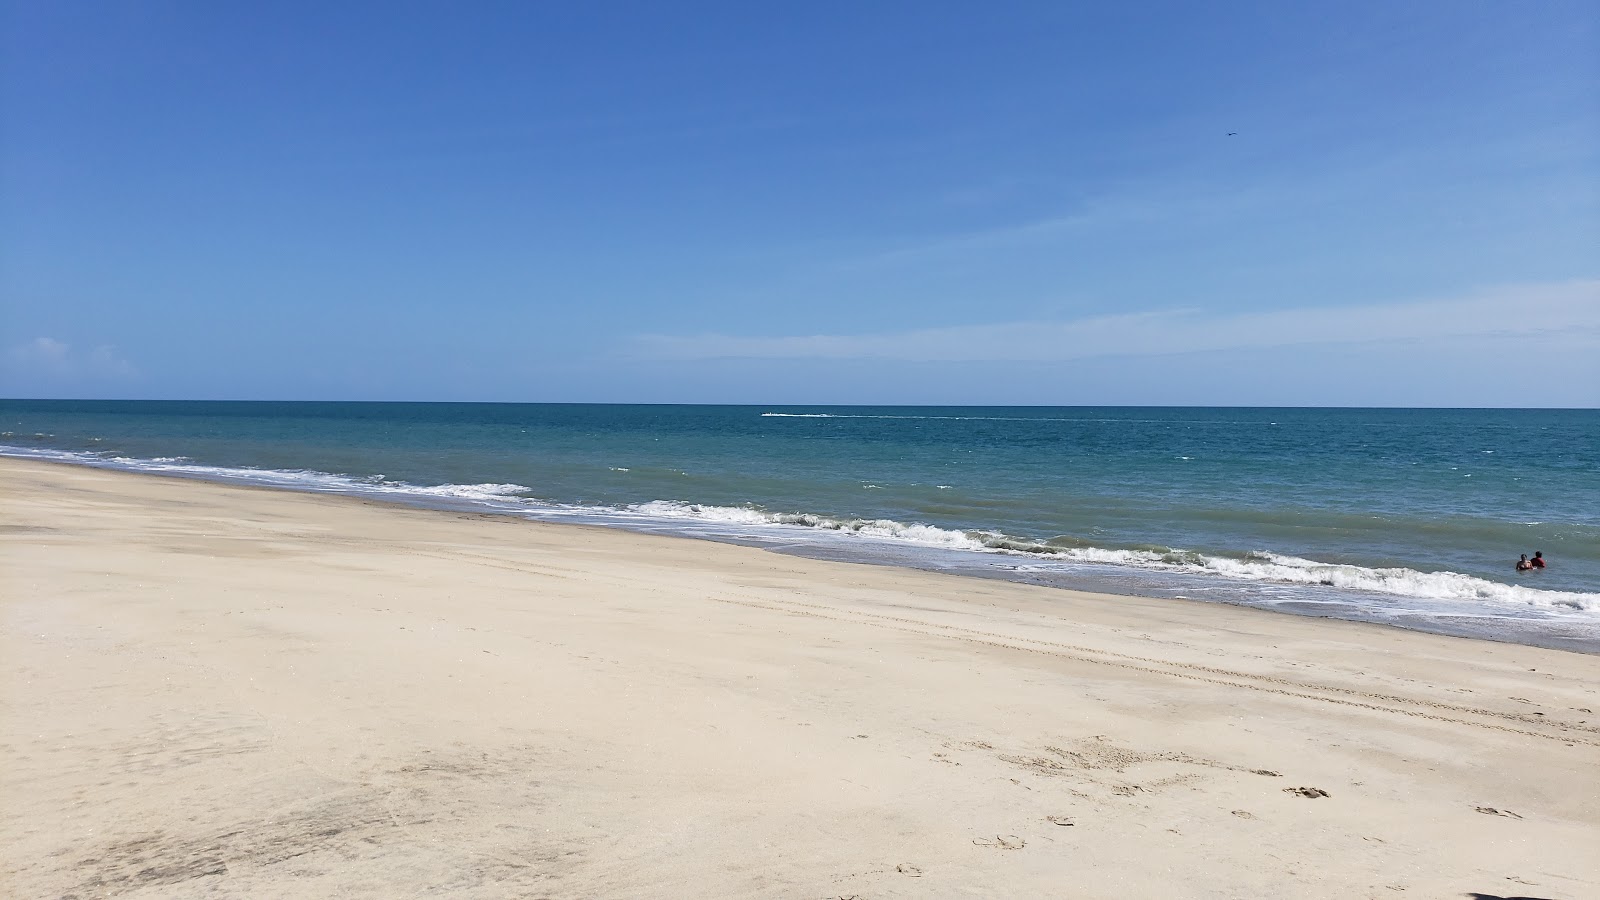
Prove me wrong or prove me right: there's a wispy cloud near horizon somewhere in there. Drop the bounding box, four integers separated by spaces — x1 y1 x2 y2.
634 279 1600 363
3 337 138 382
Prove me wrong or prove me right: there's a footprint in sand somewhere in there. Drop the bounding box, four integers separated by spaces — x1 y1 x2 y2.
895 864 922 876
1474 806 1523 819
973 835 1027 849
1046 816 1075 826
1283 787 1330 798
1231 810 1256 819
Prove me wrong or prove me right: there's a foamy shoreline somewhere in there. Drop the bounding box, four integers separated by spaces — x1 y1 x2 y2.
6 444 1597 654
3 456 1598 897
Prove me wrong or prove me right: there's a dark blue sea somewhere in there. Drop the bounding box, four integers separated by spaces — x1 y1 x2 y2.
4 401 1596 651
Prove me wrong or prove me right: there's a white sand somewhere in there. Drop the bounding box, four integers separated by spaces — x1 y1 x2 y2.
2 457 1597 898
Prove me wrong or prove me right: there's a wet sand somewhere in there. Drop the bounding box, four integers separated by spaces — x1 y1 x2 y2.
2 457 1597 898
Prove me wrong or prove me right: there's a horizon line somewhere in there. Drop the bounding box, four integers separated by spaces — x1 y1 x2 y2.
3 397 1597 412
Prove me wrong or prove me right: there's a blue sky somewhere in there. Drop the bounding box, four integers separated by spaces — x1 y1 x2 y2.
3 1 1596 405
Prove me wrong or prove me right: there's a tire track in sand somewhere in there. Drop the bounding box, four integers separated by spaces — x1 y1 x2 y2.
706 594 1597 747
390 545 1595 747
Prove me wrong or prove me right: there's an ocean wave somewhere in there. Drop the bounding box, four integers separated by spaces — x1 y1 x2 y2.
6 443 1595 617
614 500 1599 614
1186 551 1596 611
11 446 538 506
391 482 533 500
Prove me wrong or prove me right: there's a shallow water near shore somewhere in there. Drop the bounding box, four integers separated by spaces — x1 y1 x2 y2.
3 400 1597 651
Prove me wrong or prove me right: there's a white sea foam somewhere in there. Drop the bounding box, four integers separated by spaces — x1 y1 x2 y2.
398 482 532 500
1187 551 1597 612
629 500 776 526
608 499 1599 615
1013 546 1599 612
13 446 535 506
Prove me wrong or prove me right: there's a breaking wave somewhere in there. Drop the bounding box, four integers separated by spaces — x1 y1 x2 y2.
9 446 538 505
616 501 1598 614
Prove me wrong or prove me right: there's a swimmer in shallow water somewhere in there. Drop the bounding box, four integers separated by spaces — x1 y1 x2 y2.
1530 551 1546 569
1516 554 1533 572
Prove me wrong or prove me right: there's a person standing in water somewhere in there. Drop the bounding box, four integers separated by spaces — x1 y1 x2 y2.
1516 554 1533 572
1531 551 1546 569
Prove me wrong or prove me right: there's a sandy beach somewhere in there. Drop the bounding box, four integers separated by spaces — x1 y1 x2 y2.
2 457 1597 899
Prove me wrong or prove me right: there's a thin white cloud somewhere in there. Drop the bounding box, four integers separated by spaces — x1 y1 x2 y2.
839 123 1596 276
5 337 138 379
634 279 1600 363
835 192 1180 273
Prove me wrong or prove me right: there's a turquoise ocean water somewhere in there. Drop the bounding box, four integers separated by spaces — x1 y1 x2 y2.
4 401 1596 652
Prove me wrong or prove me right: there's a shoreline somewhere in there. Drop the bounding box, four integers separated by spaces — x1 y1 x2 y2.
3 456 1598 897
6 450 1596 655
